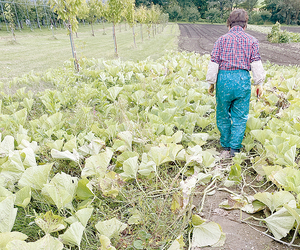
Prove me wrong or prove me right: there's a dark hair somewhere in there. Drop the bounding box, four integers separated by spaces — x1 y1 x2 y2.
227 9 249 28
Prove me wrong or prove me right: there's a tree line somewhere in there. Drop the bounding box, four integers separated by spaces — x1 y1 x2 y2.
139 0 300 25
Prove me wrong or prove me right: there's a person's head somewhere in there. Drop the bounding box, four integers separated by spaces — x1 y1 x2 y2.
227 9 249 29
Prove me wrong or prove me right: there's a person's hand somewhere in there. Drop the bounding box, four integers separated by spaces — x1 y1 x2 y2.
208 84 215 96
256 85 263 98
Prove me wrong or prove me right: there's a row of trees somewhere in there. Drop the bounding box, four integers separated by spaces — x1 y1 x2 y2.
48 0 167 70
145 0 300 25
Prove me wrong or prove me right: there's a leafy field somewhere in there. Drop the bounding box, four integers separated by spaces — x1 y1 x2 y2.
1 50 300 249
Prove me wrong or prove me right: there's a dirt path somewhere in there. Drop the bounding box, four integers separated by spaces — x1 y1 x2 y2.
178 23 300 67
178 24 299 250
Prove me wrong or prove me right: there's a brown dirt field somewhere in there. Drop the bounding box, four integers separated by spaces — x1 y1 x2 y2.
178 24 299 250
178 23 300 67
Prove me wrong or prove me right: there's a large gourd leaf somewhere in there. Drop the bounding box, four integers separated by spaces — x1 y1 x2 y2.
120 156 139 180
59 221 85 248
81 149 113 178
15 186 31 208
95 217 127 239
6 234 63 250
99 235 116 250
20 148 37 169
0 151 25 187
35 211 66 234
168 235 185 250
191 221 225 247
76 178 94 200
65 207 94 227
51 149 81 162
254 191 295 213
0 232 28 249
0 196 18 233
18 163 53 190
42 172 78 210
264 201 296 239
0 135 14 156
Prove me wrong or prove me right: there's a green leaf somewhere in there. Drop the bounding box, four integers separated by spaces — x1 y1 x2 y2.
81 149 113 178
283 204 300 225
12 109 27 126
76 178 94 200
117 131 132 151
99 171 122 198
148 146 171 166
59 222 85 247
264 202 295 239
120 156 139 180
133 240 143 249
0 232 28 249
6 234 63 250
202 151 215 167
254 191 295 213
246 116 265 130
63 137 77 152
138 153 156 177
35 211 66 234
192 214 205 226
0 135 14 156
192 221 225 247
251 129 273 144
15 186 31 208
99 235 116 250
18 163 53 190
95 217 127 239
0 151 25 187
51 148 81 162
42 172 78 210
107 86 123 101
168 235 185 250
127 208 142 225
65 208 94 227
228 164 242 184
20 148 37 169
0 196 18 233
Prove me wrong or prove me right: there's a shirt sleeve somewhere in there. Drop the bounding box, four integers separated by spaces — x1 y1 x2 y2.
250 40 261 63
210 38 221 64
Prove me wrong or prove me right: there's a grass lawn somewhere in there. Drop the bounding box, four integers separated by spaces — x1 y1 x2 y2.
0 22 179 82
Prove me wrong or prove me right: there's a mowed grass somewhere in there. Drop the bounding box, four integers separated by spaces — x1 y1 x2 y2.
0 22 179 81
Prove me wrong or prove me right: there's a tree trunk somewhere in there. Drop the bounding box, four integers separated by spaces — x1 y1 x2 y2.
112 22 118 57
132 25 136 48
91 21 94 36
102 20 106 35
140 23 143 42
152 24 155 38
68 21 79 72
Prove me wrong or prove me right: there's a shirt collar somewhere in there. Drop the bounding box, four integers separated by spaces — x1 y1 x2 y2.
229 26 244 32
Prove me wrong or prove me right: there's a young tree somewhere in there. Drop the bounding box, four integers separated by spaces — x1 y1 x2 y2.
136 5 147 42
105 0 124 57
86 0 99 36
4 4 16 41
150 4 160 37
123 0 136 47
49 0 85 71
77 1 89 37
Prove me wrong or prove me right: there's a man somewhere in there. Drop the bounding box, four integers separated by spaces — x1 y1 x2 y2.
206 9 265 158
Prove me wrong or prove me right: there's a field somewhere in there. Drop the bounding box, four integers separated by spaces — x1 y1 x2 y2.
1 23 300 250
0 22 178 82
178 23 300 67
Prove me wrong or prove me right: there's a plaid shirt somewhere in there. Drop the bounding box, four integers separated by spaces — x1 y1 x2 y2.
211 26 261 71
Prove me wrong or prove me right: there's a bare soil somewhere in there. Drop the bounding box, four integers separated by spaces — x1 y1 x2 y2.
177 24 300 250
178 23 300 67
